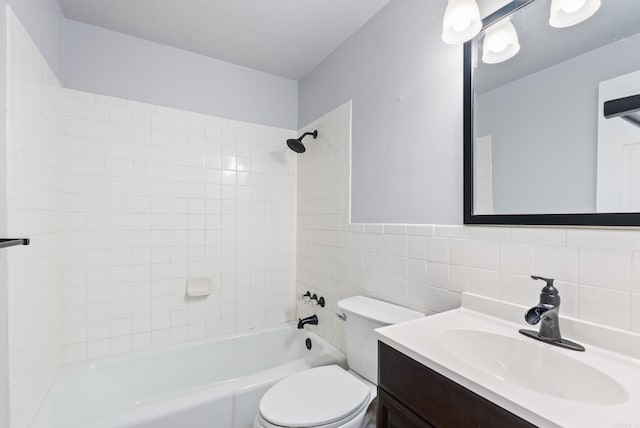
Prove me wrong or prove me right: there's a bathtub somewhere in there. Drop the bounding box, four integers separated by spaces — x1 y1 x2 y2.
32 324 345 428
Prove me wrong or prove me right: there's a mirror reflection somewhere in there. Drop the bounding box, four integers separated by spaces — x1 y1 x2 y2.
473 0 640 215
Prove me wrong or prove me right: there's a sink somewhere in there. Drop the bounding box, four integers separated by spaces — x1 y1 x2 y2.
439 329 628 405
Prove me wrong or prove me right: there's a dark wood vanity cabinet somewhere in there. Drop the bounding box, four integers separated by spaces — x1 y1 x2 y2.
377 342 536 428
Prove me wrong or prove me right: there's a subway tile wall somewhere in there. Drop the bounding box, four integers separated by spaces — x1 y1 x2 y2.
296 102 640 352
60 90 298 362
6 8 64 428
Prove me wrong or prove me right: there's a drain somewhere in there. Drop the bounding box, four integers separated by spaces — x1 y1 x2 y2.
305 338 312 350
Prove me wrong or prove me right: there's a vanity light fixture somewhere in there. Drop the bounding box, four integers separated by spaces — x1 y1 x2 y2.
442 0 482 44
549 0 601 28
482 18 520 64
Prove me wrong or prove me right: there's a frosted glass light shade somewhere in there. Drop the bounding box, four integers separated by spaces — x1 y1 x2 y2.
442 0 482 44
549 0 601 28
482 18 520 64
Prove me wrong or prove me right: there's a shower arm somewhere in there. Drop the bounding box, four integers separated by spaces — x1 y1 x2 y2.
299 131 318 141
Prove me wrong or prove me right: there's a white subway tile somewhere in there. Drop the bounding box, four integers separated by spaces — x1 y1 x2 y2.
567 229 640 250
511 227 566 245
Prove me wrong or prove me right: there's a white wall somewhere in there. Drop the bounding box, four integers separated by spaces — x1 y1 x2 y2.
63 20 299 130
298 0 463 225
476 32 640 214
296 102 640 352
6 8 64 427
60 90 297 362
0 2 61 426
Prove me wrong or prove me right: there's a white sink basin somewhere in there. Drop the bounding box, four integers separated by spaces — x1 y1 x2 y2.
439 329 628 405
375 293 640 428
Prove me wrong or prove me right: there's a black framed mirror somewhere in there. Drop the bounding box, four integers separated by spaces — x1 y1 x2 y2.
464 0 640 226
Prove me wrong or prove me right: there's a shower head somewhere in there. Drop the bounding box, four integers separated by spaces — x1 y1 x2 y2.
287 130 318 153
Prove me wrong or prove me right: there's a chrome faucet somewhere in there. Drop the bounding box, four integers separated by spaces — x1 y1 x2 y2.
520 276 585 352
297 314 318 329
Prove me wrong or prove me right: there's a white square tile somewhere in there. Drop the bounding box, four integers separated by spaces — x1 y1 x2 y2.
449 239 470 266
499 242 534 275
632 252 640 294
578 286 631 330
427 262 449 289
389 235 408 258
578 247 632 292
471 240 499 270
498 274 534 306
408 260 427 285
427 238 449 263
449 266 471 293
632 294 640 333
407 236 427 260
534 245 577 283
470 269 499 297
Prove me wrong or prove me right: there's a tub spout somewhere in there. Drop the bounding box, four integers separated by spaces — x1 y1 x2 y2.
297 314 318 329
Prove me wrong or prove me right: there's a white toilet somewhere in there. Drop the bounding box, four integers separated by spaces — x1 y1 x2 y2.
254 296 423 428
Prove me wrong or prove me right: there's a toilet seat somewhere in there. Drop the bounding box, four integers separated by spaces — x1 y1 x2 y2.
258 365 371 428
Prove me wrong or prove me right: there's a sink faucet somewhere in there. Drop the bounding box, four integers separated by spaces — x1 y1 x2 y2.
297 314 318 329
520 276 585 352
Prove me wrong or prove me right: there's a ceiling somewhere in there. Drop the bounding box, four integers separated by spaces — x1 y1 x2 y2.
56 0 392 80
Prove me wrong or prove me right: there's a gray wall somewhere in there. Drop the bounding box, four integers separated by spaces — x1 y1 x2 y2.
298 0 464 224
476 32 640 214
63 20 299 130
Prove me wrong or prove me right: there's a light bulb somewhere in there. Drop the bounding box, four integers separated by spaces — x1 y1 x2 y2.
442 0 482 44
549 0 601 28
482 18 520 64
491 35 509 53
561 0 586 13
450 11 472 32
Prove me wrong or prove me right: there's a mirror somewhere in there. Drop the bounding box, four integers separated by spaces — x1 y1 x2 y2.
464 0 640 225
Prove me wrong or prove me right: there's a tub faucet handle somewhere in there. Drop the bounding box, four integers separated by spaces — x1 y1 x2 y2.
301 291 312 303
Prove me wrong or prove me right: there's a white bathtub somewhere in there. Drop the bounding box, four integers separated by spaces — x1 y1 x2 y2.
32 324 345 428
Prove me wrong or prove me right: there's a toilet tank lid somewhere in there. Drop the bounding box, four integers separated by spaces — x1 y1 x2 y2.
337 296 423 325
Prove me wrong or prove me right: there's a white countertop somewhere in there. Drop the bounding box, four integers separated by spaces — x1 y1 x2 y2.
375 293 640 428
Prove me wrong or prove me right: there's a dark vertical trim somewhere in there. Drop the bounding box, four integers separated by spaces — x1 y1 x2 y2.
463 0 640 226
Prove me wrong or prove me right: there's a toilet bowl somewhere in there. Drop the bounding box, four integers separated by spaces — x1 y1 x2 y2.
254 365 376 428
254 296 423 428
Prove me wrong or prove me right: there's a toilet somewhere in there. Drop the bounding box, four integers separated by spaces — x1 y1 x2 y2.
254 296 423 428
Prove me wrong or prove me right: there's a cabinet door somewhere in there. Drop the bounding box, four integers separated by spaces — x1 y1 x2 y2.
378 390 434 428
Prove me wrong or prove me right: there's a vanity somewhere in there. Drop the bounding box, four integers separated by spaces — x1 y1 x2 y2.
375 293 640 428
377 343 533 427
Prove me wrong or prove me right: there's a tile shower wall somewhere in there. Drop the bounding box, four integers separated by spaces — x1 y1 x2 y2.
6 8 64 428
297 102 640 351
61 90 297 362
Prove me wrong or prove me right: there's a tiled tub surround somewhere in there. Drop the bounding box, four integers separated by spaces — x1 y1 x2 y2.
296 102 640 352
60 90 298 363
6 8 64 428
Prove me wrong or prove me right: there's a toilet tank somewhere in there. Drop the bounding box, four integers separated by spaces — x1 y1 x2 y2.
337 296 423 384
